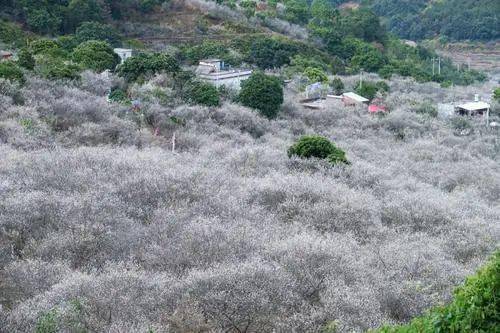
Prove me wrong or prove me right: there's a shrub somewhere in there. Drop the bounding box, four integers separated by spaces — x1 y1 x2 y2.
0 62 25 83
327 149 349 165
494 87 500 101
330 77 344 95
415 102 438 118
35 309 58 333
17 48 36 70
238 72 283 118
288 135 349 165
183 80 220 107
72 40 120 72
451 117 472 136
108 88 129 103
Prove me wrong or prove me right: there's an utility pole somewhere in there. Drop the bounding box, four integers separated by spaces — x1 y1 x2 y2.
172 132 176 153
438 57 441 75
432 58 435 76
359 69 364 89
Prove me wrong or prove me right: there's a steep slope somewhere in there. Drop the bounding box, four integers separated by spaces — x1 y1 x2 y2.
364 0 500 41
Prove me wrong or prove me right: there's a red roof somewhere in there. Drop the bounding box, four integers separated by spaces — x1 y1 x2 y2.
368 104 387 113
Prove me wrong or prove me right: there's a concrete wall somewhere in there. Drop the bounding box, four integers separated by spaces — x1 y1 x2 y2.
200 72 252 91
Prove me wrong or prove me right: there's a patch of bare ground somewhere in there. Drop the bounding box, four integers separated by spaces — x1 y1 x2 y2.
436 42 500 73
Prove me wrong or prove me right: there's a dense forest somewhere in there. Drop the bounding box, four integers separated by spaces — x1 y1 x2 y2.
2 0 499 41
364 0 500 41
0 0 487 86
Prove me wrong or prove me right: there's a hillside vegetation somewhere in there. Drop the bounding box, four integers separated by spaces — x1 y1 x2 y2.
0 1 498 332
201 0 499 41
374 251 499 333
0 67 499 332
365 0 500 42
0 0 487 86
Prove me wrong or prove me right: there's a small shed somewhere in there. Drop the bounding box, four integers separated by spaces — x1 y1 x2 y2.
342 92 369 106
113 48 133 64
197 59 224 74
455 101 490 116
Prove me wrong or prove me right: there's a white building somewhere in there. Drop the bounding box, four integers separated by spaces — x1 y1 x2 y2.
114 48 133 64
196 59 252 91
455 101 491 117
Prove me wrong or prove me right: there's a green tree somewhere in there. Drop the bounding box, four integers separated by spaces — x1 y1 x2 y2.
248 37 298 69
240 0 257 17
288 135 349 165
138 0 163 13
330 77 344 95
310 0 337 22
373 250 500 333
351 46 387 72
76 21 121 46
17 47 35 70
36 57 81 80
303 67 328 83
65 0 104 33
340 8 386 43
117 53 180 82
182 41 230 64
108 88 129 103
26 9 61 35
35 309 58 333
493 88 500 101
183 80 220 107
30 39 65 58
0 20 26 47
0 61 25 83
238 72 283 118
283 0 310 24
57 35 80 52
355 81 379 101
308 0 340 43
72 40 120 72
